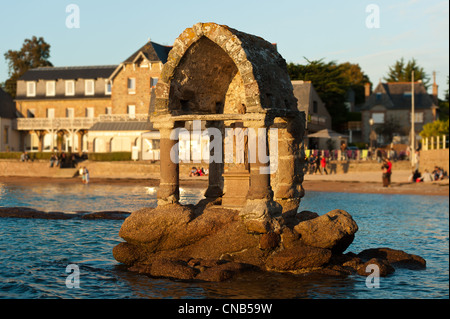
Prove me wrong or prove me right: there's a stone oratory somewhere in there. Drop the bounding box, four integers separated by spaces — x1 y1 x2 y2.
152 22 305 224
113 23 425 282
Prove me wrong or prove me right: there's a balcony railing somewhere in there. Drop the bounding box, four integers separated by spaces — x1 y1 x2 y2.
16 114 149 131
16 117 97 131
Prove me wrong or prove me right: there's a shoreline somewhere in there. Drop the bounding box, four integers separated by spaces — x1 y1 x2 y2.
1 175 448 197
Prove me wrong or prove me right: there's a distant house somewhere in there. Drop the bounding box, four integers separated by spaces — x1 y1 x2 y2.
86 41 172 158
0 87 20 152
361 81 439 146
15 65 117 153
292 80 332 149
13 40 172 158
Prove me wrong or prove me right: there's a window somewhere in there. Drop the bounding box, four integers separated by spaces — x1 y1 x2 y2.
414 112 424 123
46 81 56 96
105 107 112 115
66 108 75 118
65 80 75 96
127 105 136 119
3 126 9 145
26 82 36 97
376 92 382 100
372 112 385 124
312 101 318 114
105 82 112 95
128 78 136 93
27 109 36 118
85 80 95 96
86 107 94 118
47 108 55 119
150 77 158 88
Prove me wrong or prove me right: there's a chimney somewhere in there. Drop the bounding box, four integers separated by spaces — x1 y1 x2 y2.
432 71 438 102
364 82 371 101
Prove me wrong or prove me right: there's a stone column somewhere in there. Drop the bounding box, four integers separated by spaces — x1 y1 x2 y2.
77 130 85 155
238 118 282 233
204 121 224 198
35 130 46 152
156 121 180 206
272 116 305 217
221 121 250 208
245 122 273 201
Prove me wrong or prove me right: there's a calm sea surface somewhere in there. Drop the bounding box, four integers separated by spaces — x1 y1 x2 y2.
0 181 448 299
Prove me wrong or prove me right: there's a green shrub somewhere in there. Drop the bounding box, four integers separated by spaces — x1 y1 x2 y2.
0 152 53 160
0 152 22 159
88 152 132 161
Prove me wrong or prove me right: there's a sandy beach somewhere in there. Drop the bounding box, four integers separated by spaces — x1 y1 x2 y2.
1 170 448 196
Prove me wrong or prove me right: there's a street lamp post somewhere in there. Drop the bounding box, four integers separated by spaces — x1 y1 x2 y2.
369 118 374 150
411 70 415 168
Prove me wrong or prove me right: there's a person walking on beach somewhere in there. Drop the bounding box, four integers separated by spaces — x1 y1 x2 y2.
84 167 90 184
81 166 89 184
320 156 328 175
382 158 392 187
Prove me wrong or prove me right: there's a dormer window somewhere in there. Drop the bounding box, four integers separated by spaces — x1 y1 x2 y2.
46 81 56 96
85 79 95 96
26 82 36 97
65 80 75 96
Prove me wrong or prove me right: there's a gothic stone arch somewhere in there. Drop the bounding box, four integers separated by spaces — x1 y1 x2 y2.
152 22 305 217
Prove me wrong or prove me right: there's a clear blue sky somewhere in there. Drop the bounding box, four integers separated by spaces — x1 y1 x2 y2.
1 0 448 98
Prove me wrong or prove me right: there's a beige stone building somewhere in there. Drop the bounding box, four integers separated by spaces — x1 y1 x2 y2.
15 65 116 152
86 41 172 157
292 80 332 149
0 87 20 152
361 81 439 146
14 41 171 156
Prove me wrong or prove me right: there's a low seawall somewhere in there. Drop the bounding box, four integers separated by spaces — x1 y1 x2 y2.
0 159 206 180
1 158 413 180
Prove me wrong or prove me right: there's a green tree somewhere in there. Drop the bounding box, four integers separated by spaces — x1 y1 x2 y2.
419 119 449 138
288 59 370 130
383 57 430 89
3 36 53 98
339 62 371 105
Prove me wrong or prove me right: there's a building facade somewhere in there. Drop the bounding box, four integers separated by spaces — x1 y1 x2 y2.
14 41 171 156
292 80 332 149
361 81 438 146
86 41 171 157
15 65 116 153
0 87 20 152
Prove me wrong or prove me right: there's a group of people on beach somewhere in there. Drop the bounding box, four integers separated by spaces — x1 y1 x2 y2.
409 166 447 183
306 153 328 175
189 167 208 177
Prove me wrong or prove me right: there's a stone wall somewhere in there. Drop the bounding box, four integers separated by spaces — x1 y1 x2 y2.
111 62 162 115
16 98 111 118
1 158 414 180
420 149 449 172
0 159 206 179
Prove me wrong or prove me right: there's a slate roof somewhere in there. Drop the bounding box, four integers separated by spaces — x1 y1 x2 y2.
19 65 118 81
361 82 437 110
89 121 153 131
0 87 16 119
124 41 172 64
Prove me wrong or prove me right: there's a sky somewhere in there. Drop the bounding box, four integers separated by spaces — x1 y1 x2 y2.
0 0 448 99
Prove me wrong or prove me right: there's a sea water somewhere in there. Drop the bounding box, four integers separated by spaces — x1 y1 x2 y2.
0 181 448 299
